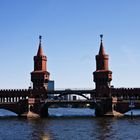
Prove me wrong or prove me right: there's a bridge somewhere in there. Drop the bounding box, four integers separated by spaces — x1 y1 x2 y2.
0 35 140 117
0 88 140 117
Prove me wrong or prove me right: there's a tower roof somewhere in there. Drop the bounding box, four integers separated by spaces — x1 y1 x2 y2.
99 34 105 55
37 36 44 56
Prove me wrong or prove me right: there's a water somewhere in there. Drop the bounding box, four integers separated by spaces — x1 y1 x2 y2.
0 108 140 140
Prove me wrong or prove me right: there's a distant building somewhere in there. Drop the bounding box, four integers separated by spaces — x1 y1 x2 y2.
48 80 55 91
48 80 55 99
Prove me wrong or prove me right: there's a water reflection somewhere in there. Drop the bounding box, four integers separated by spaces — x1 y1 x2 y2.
0 108 140 139
41 134 50 140
0 116 140 139
27 119 51 140
95 118 119 140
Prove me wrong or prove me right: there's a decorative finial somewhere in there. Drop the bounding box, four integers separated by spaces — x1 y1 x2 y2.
100 34 103 41
39 35 42 43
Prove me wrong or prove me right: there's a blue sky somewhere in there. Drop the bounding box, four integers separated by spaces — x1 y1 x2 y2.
0 0 140 89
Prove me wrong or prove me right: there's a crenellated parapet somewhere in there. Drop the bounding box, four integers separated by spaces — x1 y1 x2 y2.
0 88 48 98
0 89 31 97
111 87 140 98
0 89 29 92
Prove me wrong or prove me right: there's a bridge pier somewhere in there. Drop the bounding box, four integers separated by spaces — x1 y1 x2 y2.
95 97 124 117
18 99 28 117
27 98 48 118
95 98 112 116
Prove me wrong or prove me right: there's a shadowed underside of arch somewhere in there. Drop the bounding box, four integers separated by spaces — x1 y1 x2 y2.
0 102 28 115
0 103 20 114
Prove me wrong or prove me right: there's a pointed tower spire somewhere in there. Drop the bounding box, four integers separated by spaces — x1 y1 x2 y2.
37 35 44 56
99 34 105 55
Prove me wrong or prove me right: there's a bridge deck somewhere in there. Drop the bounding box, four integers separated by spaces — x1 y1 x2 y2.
45 99 96 104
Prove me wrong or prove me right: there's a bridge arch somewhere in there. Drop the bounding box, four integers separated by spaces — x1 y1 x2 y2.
56 92 90 100
0 102 28 115
0 105 19 115
0 108 17 116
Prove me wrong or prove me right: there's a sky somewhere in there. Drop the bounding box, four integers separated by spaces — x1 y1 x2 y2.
0 0 140 89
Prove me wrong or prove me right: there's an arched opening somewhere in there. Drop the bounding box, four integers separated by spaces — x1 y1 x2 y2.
125 109 140 116
0 109 17 116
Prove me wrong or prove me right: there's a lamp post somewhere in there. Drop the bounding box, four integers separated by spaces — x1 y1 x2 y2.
129 98 135 119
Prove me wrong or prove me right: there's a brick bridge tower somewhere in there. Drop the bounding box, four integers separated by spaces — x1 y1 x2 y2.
93 35 112 97
31 36 50 90
28 36 50 117
93 35 113 116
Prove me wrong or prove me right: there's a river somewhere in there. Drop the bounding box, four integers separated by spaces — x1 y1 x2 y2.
0 108 140 140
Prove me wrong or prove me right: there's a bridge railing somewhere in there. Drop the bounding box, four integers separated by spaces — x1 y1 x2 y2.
0 96 28 103
54 88 94 91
